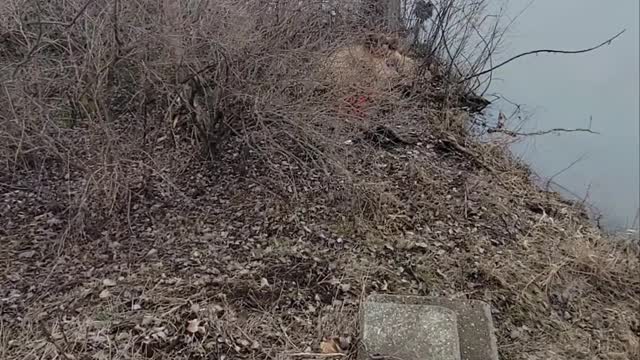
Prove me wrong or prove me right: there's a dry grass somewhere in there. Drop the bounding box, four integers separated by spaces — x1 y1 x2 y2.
1 1 638 359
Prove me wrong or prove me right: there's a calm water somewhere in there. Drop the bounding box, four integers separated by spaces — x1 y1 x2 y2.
489 0 640 230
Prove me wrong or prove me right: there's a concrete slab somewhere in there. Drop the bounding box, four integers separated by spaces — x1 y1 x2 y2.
360 300 461 360
366 295 499 360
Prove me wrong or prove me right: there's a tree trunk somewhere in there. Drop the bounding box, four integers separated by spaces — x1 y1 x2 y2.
163 0 184 82
362 0 402 32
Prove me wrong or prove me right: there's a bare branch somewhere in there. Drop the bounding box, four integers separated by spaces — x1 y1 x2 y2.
488 127 600 137
39 320 72 360
12 0 44 78
545 153 588 191
459 29 626 83
25 0 97 28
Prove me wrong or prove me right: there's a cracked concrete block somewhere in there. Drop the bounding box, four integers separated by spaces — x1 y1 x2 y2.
361 299 461 360
364 294 499 360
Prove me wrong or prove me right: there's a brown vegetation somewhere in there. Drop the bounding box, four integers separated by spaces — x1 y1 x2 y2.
325 33 418 90
1 1 638 359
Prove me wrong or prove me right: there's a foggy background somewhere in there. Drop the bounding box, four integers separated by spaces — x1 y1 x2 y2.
489 0 640 230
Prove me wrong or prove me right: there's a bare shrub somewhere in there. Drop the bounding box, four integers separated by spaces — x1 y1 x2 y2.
403 1 505 77
3 0 488 234
0 1 347 226
0 0 538 245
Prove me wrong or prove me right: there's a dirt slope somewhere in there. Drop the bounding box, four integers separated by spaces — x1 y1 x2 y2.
1 1 638 359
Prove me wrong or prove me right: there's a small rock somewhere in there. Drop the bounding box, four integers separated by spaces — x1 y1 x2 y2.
102 279 116 287
99 290 111 299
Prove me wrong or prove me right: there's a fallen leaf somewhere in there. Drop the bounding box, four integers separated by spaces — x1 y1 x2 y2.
91 350 109 360
190 303 200 313
210 304 224 313
98 290 111 299
141 316 154 326
18 250 36 259
186 319 205 334
151 328 168 342
116 332 130 341
102 279 116 287
186 319 200 333
146 248 158 257
320 337 343 354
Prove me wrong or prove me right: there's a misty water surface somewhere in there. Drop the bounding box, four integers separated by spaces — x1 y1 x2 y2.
488 0 639 230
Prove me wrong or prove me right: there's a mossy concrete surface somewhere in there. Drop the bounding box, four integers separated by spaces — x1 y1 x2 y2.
361 295 498 360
